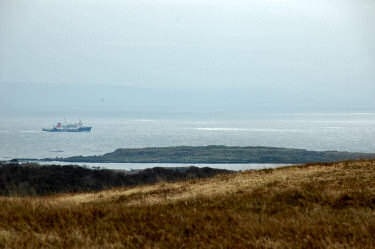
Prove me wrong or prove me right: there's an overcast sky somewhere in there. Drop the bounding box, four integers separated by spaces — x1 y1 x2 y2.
0 0 374 93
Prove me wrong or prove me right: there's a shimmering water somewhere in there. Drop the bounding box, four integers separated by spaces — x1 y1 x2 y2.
1 113 375 162
36 161 291 171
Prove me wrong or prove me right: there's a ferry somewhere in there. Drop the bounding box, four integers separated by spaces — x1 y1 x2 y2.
42 120 91 132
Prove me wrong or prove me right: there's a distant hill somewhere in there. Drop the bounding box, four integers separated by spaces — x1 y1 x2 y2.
44 145 375 164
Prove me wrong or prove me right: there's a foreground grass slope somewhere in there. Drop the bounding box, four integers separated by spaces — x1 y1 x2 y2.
1 159 375 248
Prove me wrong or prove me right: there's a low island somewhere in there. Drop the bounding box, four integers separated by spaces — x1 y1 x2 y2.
42 145 375 164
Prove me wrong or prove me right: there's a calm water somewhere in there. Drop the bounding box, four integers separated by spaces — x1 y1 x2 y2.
36 161 291 171
1 113 375 164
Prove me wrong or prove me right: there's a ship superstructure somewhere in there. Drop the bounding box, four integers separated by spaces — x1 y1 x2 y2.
42 120 91 132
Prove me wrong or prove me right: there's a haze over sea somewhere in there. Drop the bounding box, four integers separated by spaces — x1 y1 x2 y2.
1 112 374 162
2 0 375 171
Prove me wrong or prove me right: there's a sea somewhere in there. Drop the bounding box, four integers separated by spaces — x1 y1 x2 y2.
1 112 374 171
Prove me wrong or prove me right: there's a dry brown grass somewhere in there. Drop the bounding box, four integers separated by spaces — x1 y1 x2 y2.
1 160 375 248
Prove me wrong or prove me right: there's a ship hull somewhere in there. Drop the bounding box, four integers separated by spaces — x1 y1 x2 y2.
42 127 91 132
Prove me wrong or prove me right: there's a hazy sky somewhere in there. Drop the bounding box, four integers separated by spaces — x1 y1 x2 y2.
1 0 374 92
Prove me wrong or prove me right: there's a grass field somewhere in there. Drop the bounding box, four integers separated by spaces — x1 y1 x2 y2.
1 159 375 248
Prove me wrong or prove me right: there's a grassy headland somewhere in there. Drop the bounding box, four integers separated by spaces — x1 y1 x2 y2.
45 145 375 164
1 159 375 248
0 163 230 196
